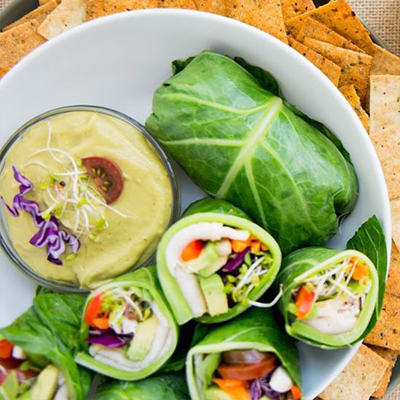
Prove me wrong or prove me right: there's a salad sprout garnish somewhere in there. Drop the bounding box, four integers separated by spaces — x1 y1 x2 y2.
1 166 80 265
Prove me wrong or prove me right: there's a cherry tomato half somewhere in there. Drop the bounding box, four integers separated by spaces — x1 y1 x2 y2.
82 157 124 204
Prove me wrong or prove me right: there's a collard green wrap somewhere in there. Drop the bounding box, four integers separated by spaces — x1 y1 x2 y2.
186 308 302 400
0 293 91 400
95 373 190 400
75 266 178 380
157 198 282 325
277 216 387 348
146 51 358 255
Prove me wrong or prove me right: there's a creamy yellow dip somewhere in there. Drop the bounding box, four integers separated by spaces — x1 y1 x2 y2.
0 111 173 288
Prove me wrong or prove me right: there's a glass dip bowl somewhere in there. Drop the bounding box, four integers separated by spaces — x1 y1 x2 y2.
0 106 180 293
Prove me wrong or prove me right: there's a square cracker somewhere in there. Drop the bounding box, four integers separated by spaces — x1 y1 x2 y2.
318 345 388 400
386 241 400 298
281 0 315 22
226 0 288 44
367 345 400 398
289 37 341 87
370 125 400 200
303 38 372 106
339 84 369 132
86 0 160 20
38 0 86 40
0 20 46 78
370 75 400 134
364 293 400 350
3 1 58 31
193 0 225 15
296 17 363 53
160 0 197 10
286 0 374 54
371 45 400 76
392 199 400 252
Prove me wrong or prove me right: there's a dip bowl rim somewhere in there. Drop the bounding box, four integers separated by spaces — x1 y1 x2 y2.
0 104 181 294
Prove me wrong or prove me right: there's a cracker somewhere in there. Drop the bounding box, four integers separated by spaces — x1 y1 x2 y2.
371 45 400 76
86 0 160 20
286 0 374 54
339 84 369 131
370 125 400 200
367 345 400 398
38 0 86 40
318 345 389 400
304 38 372 105
3 1 58 31
39 0 61 4
392 199 400 252
386 242 400 298
160 0 197 10
226 0 288 44
370 75 400 134
0 20 46 79
193 0 225 14
364 293 400 350
289 37 341 87
281 0 315 22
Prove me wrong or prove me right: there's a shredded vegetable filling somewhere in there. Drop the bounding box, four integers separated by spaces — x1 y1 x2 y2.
289 256 372 335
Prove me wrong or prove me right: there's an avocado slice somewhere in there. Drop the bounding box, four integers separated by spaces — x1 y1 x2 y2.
196 353 221 393
127 315 158 361
30 365 59 400
205 387 233 400
199 274 229 317
0 370 18 400
181 242 227 277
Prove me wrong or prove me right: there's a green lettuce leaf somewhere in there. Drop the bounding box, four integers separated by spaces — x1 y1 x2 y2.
95 373 190 400
346 215 388 337
146 51 358 254
0 294 91 400
187 308 301 400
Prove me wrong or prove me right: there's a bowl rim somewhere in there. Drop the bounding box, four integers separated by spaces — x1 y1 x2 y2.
0 105 181 294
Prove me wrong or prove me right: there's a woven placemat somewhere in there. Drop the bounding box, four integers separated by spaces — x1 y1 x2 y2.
0 0 400 399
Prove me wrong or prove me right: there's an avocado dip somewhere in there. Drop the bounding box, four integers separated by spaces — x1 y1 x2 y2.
0 110 173 288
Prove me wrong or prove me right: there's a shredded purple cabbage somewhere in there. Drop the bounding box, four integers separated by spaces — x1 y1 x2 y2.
87 329 133 348
222 247 250 272
1 166 80 265
250 375 281 400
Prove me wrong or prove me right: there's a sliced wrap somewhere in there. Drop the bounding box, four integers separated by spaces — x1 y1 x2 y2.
75 266 178 380
94 373 190 400
157 198 282 325
186 308 302 400
146 51 358 255
0 293 91 400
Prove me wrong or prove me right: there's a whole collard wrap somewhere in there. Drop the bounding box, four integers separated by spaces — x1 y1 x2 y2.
75 266 178 380
157 198 282 325
0 293 91 400
146 51 358 255
277 216 387 348
186 308 302 400
95 373 190 400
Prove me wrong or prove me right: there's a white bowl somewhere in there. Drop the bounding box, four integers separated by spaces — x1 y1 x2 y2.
0 10 391 399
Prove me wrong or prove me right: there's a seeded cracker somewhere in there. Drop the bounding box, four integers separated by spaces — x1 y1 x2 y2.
371 45 400 76
364 293 400 350
285 0 374 54
392 199 400 252
2 1 58 32
386 242 400 298
296 17 363 53
226 0 288 44
160 0 197 10
86 0 160 20
303 38 372 106
0 20 46 78
38 0 86 40
339 84 369 131
193 0 225 15
370 75 400 134
281 0 315 22
318 345 389 400
288 37 341 86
